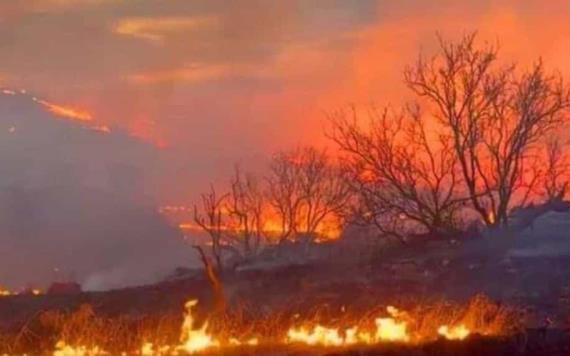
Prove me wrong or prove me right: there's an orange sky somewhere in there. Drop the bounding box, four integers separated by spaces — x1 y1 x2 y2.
2 0 570 201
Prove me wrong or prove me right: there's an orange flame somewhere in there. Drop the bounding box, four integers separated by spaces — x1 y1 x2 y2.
36 99 92 122
51 299 473 355
438 324 470 340
53 340 107 356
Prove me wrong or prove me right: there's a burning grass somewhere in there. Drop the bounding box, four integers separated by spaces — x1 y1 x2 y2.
0 294 522 355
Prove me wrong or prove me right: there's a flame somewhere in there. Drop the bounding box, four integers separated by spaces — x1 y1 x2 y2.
487 210 496 224
286 306 409 346
43 299 474 355
140 342 171 356
375 317 409 342
177 299 220 353
53 340 107 356
35 99 92 122
438 324 470 340
287 325 346 346
0 285 43 297
0 287 12 296
143 299 220 355
228 337 258 346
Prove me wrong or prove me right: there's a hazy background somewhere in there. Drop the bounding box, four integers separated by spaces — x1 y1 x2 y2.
1 0 570 289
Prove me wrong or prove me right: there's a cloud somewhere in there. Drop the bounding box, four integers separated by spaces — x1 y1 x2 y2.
114 15 219 43
128 62 230 84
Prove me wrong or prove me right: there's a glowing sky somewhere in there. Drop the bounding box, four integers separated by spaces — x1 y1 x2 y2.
2 0 570 202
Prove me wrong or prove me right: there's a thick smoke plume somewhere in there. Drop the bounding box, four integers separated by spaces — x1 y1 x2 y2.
0 91 190 291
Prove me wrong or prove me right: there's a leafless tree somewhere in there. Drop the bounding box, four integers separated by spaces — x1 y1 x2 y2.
193 186 226 271
543 138 570 201
193 168 271 272
266 150 304 242
225 166 267 262
266 147 352 244
192 187 227 311
329 105 465 243
404 33 570 228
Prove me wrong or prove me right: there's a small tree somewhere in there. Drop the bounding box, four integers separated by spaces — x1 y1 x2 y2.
225 166 267 262
192 186 226 311
193 168 270 272
543 138 570 201
193 186 226 271
266 147 351 244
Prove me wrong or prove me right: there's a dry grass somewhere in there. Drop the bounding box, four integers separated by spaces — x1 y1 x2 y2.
0 294 523 355
208 293 523 343
1 306 181 354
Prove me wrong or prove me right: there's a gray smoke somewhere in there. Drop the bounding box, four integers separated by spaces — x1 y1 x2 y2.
0 91 191 291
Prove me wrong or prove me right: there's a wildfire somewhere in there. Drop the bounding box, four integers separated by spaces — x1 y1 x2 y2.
176 218 340 241
438 324 470 340
136 300 470 355
0 88 114 135
177 299 220 353
0 286 43 297
53 341 107 356
286 306 410 346
37 298 488 355
35 99 92 122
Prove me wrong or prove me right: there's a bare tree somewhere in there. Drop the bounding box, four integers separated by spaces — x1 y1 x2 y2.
543 138 570 201
267 147 352 244
193 168 271 272
329 105 465 243
192 187 227 312
266 150 304 242
225 166 267 263
193 186 226 271
297 148 352 239
404 33 570 228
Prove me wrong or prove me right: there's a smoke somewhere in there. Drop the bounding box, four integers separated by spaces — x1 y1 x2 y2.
0 91 192 291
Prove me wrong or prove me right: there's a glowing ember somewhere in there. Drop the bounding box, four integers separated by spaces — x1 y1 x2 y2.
175 218 340 241
0 286 43 297
438 324 470 340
